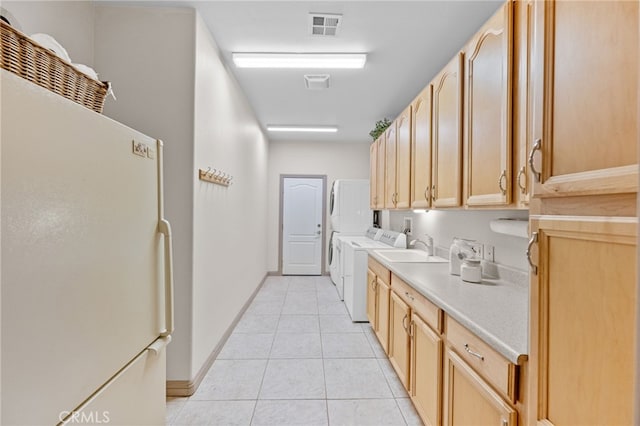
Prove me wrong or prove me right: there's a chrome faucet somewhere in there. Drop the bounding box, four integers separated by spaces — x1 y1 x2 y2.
409 235 434 256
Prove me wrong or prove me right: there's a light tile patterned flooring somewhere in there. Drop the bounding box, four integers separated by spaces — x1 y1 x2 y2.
167 275 423 426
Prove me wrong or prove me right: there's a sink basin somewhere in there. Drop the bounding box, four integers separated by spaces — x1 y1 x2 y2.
373 249 448 263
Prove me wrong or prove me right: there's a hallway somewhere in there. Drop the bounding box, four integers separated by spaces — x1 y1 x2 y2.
166 275 423 425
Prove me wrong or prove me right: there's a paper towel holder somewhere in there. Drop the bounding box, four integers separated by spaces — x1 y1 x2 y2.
489 218 529 238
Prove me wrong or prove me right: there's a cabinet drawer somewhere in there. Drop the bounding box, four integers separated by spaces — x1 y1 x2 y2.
391 273 442 333
446 316 518 403
368 256 391 284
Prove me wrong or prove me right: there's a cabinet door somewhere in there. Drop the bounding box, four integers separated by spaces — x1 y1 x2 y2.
389 291 411 389
376 135 386 209
370 141 377 208
411 313 442 426
530 1 638 198
396 106 412 209
528 216 636 426
444 349 517 426
366 268 377 330
513 0 533 207
375 277 391 354
464 1 513 207
432 53 463 208
385 123 398 209
411 86 432 209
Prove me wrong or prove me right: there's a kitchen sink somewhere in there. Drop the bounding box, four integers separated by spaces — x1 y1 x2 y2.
373 249 448 263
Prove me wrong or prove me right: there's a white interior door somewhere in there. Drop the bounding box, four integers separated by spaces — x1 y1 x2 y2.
282 177 324 275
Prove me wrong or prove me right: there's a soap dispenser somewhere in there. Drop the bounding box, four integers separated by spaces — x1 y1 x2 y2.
449 238 475 276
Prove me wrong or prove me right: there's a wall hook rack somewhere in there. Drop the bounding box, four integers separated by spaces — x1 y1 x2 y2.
198 167 233 187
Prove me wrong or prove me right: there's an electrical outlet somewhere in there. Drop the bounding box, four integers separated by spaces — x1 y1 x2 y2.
403 217 413 235
483 244 495 262
469 242 483 258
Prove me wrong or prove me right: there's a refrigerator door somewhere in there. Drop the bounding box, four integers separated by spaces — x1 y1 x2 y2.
62 339 169 425
1 71 165 424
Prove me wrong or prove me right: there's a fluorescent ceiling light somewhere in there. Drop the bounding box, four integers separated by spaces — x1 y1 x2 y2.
233 53 366 69
267 125 338 133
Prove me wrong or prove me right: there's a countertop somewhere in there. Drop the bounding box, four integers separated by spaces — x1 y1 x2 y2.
368 251 528 365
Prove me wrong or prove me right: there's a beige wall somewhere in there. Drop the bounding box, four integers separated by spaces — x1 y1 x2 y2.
94 5 197 381
389 209 529 270
191 14 269 377
267 141 371 272
94 6 269 382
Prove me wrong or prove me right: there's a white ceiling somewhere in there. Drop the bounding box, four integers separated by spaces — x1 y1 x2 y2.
126 1 503 143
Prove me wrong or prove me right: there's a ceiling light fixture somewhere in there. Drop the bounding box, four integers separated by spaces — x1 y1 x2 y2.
267 125 338 133
232 53 366 69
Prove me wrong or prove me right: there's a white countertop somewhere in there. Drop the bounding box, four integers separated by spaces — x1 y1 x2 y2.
368 251 528 365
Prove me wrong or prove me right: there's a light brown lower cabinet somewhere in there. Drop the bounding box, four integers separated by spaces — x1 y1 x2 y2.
443 349 517 426
376 277 391 354
366 268 377 330
389 291 411 389
410 312 443 426
369 257 524 426
368 257 391 354
528 215 636 425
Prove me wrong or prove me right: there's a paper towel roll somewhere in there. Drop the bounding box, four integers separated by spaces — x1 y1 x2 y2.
489 219 529 238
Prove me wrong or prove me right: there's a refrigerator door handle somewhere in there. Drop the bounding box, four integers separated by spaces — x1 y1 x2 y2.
156 140 174 337
147 335 172 355
158 218 174 337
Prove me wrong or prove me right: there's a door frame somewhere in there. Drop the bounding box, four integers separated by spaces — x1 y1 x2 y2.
278 174 327 275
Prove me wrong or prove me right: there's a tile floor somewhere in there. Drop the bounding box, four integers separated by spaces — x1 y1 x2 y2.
166 275 423 426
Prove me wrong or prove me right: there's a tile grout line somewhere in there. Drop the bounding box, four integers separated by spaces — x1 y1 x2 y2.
249 275 289 425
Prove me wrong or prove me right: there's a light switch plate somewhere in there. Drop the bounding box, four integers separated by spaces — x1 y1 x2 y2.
483 244 495 262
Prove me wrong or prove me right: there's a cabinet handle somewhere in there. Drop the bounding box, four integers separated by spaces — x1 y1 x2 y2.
424 187 429 202
464 343 484 361
498 170 507 195
517 166 527 194
404 291 415 301
431 184 436 202
409 320 415 338
402 314 409 332
526 232 539 275
528 138 542 182
501 419 509 426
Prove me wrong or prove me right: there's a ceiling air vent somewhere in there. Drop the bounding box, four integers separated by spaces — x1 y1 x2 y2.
309 13 342 36
304 74 330 90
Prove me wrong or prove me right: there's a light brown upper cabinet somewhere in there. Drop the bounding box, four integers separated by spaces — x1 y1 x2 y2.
395 106 412 209
530 0 638 198
513 0 533 207
463 1 513 207
432 53 463 208
376 135 386 210
369 141 377 209
410 86 433 209
384 122 398 209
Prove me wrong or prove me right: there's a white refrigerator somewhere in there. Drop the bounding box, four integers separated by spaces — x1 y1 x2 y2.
1 70 174 425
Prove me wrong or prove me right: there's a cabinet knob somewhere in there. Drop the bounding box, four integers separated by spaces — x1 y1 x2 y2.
526 232 539 275
464 343 484 361
517 166 527 194
528 138 542 182
498 170 507 195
